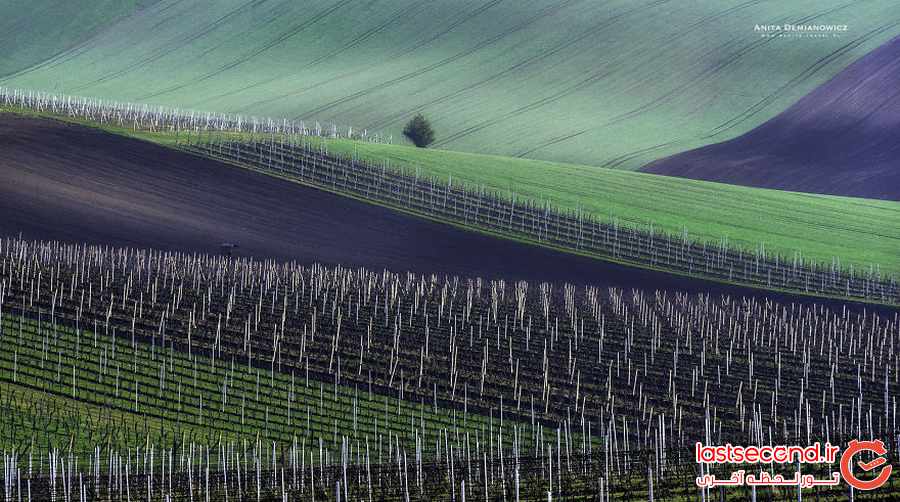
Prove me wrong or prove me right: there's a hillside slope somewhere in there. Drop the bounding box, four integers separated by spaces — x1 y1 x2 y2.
0 0 155 77
13 106 898 276
0 112 796 298
4 113 898 305
2 0 899 168
643 35 900 200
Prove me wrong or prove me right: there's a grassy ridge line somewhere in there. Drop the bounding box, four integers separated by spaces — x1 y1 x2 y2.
12 106 896 278
299 137 900 276
189 143 900 306
2 0 899 168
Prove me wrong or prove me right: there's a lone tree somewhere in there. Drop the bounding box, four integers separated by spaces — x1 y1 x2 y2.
403 114 435 148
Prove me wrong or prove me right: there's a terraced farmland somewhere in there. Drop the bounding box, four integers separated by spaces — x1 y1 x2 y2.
3 0 899 168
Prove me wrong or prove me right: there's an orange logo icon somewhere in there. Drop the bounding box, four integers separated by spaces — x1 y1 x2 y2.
840 439 892 490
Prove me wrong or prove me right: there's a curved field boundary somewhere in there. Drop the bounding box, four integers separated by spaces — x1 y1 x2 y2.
644 33 900 201
4 86 897 303
183 137 899 305
7 85 900 279
4 0 900 168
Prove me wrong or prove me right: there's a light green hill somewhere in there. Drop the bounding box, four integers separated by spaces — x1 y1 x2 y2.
3 0 898 168
38 112 898 276
0 0 156 77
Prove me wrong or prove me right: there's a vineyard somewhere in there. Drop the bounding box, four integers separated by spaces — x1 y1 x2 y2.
0 87 380 142
184 137 900 306
2 87 898 306
0 237 898 500
4 2 900 500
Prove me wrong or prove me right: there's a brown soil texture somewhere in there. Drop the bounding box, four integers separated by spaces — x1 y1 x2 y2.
0 113 878 308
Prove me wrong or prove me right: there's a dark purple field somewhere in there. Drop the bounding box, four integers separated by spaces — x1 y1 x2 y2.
0 113 886 310
643 35 900 201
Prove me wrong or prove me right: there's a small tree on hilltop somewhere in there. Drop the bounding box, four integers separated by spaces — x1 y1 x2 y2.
403 114 435 148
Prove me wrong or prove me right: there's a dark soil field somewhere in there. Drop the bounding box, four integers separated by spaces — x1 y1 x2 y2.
643 35 900 201
0 113 882 308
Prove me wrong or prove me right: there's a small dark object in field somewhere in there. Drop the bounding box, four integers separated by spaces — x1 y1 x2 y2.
220 242 239 255
403 114 435 148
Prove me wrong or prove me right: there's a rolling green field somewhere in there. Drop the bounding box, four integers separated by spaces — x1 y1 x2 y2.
47 114 899 277
301 137 900 277
7 104 897 278
2 0 899 168
0 0 154 77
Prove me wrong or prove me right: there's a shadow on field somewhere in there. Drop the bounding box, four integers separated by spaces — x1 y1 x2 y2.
0 114 887 311
645 35 900 201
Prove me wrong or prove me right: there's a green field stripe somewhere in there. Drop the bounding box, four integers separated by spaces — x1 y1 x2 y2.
0 315 544 454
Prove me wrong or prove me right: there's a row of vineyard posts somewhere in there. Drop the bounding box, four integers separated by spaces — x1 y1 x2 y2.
1 85 895 305
0 238 899 500
185 135 898 305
